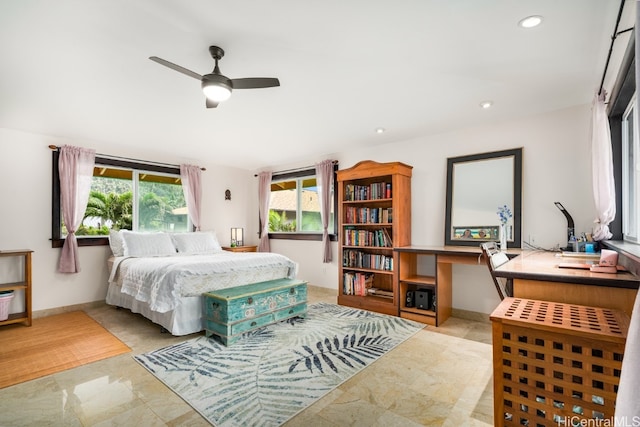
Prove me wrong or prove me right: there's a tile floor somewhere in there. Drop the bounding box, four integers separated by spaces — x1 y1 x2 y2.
0 286 495 426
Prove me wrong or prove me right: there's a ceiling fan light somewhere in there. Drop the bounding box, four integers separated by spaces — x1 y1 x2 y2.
202 83 232 102
202 74 232 102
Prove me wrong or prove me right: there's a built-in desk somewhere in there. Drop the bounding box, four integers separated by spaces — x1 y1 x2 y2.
395 245 521 325
493 250 640 315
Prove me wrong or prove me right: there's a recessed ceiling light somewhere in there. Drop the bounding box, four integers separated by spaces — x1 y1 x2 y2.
518 15 543 28
480 101 493 109
375 127 386 134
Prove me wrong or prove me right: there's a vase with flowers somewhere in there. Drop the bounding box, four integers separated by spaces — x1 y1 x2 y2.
497 205 512 251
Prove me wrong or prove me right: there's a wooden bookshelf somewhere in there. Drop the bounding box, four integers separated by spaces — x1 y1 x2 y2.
337 161 412 316
0 249 33 327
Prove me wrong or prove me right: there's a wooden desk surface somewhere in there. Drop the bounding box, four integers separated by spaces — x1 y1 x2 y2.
394 245 522 257
494 250 640 289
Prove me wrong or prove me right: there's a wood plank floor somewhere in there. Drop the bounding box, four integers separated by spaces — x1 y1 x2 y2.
0 311 130 389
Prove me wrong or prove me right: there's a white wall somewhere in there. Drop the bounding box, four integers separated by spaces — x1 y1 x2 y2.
0 102 594 316
268 103 594 314
0 128 257 313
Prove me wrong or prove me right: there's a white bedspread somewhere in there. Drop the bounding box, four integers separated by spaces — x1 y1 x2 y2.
109 252 297 313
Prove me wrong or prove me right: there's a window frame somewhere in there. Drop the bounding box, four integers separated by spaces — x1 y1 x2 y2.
51 151 185 248
267 165 338 242
607 36 635 242
621 93 638 242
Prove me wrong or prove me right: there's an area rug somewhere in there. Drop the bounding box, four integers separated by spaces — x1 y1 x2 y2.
0 311 131 389
135 302 424 426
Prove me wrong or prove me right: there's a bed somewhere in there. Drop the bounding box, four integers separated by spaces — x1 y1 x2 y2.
105 230 297 335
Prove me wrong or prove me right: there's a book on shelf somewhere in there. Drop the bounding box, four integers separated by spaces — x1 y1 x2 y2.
342 272 374 296
344 182 392 201
343 227 393 247
366 287 394 299
381 227 393 247
344 207 393 224
342 249 393 271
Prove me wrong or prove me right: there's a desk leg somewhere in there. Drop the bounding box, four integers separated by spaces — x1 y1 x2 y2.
436 261 453 325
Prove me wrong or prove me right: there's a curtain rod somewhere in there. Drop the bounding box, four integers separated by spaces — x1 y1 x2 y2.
254 160 338 177
598 0 634 96
48 145 206 171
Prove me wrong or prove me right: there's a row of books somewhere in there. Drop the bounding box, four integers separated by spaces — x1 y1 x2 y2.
344 182 391 201
342 272 373 296
342 249 394 271
344 207 393 224
343 227 393 247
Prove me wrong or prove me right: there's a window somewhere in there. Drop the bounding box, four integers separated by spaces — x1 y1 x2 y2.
606 35 636 243
267 167 337 241
622 93 639 242
51 152 189 247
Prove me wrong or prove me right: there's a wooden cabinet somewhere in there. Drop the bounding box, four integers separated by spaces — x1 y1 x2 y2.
491 298 628 426
222 245 258 253
337 160 412 316
395 247 453 326
395 245 521 326
0 249 33 327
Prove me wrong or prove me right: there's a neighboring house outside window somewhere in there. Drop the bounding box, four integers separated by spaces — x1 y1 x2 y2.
51 152 189 247
267 167 337 241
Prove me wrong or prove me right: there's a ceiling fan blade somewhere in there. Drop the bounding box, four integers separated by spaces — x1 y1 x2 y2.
149 56 202 80
231 78 280 89
206 98 219 109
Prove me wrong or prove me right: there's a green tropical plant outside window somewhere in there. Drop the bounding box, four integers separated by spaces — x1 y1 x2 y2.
61 166 188 237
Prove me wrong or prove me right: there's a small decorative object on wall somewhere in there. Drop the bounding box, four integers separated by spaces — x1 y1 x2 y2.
497 205 512 250
230 227 244 247
225 189 231 200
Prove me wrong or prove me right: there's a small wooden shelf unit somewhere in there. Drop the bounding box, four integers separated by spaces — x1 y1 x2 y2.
0 249 33 327
394 247 457 326
337 160 412 316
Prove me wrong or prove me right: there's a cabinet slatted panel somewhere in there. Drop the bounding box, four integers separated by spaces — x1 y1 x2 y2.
491 298 628 427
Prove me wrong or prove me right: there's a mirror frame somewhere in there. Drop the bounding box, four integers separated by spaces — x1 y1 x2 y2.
444 148 522 247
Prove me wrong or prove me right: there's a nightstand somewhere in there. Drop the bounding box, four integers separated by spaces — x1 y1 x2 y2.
222 245 258 253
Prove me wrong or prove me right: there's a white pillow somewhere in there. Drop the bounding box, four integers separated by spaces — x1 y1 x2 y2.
171 231 222 254
108 229 124 257
121 231 176 257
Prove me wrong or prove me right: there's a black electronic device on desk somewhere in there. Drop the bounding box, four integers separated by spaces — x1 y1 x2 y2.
554 202 575 251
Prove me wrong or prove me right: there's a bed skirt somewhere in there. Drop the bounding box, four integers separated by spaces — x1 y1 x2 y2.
106 283 204 335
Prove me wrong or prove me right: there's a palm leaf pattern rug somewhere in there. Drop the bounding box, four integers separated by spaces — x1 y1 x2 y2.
134 302 424 426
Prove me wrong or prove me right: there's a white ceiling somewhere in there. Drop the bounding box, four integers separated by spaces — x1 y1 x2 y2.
0 1 634 170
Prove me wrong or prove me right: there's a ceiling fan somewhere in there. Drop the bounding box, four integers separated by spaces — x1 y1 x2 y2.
149 46 280 108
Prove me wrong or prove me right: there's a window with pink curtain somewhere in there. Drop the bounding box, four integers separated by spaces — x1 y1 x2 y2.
180 164 202 231
58 145 96 273
258 171 272 252
316 159 334 262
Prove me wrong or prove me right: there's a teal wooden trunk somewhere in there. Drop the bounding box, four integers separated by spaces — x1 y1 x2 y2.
202 278 308 345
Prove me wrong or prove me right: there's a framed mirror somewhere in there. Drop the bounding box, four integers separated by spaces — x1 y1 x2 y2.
444 148 522 247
